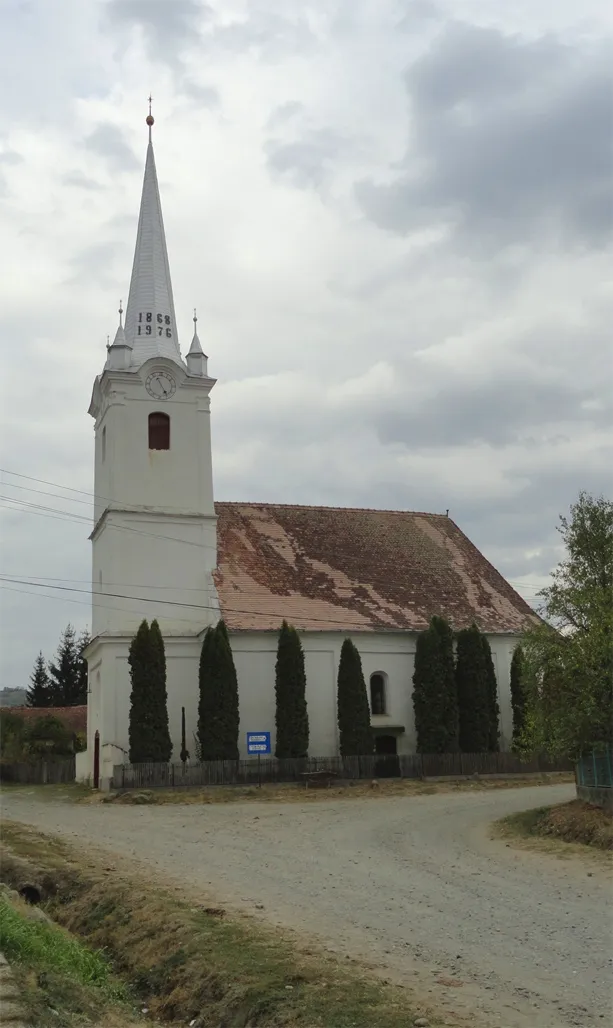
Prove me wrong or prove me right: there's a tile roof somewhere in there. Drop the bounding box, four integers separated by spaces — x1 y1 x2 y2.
214 503 538 635
2 706 87 733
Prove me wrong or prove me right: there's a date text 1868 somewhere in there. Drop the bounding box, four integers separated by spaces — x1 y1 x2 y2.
137 312 172 337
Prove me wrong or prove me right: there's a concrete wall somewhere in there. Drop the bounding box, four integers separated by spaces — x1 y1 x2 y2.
82 628 518 779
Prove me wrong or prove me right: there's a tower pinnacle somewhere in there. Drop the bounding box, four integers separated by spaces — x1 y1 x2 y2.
146 94 154 141
122 111 183 369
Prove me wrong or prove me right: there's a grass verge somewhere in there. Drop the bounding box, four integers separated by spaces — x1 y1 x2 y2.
1 772 573 808
0 892 143 1027
494 800 613 860
1 820 440 1028
88 771 573 806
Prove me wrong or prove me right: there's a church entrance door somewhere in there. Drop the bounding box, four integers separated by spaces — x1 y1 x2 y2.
374 734 400 777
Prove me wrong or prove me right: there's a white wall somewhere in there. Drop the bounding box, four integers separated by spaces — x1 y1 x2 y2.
84 628 518 778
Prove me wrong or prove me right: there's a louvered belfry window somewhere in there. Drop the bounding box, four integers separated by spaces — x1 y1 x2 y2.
148 412 170 450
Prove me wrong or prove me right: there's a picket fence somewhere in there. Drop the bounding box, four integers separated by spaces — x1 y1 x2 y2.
0 758 76 785
114 750 572 790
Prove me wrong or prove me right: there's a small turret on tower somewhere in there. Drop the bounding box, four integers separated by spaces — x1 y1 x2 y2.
106 300 132 370
186 308 208 376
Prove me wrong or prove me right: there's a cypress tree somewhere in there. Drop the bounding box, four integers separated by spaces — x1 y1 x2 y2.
456 624 490 752
26 652 53 708
275 621 309 759
510 644 526 750
148 619 172 762
128 619 171 763
128 619 153 764
337 639 373 757
481 634 500 752
198 620 240 761
48 625 82 705
413 616 458 753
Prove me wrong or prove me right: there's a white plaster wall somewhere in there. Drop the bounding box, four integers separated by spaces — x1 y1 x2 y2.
91 512 217 636
92 358 215 521
83 629 520 778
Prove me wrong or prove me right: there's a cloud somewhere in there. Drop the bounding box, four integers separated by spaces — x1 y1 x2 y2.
266 128 349 190
356 23 613 251
105 0 211 68
84 124 139 170
181 79 220 108
0 0 611 696
62 171 103 190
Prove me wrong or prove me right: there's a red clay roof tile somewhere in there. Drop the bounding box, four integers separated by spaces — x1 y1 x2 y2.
214 503 538 634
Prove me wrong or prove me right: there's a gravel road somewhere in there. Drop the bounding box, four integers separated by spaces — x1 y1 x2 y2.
2 783 610 1028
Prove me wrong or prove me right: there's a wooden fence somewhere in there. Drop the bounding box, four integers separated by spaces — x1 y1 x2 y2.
114 751 572 790
0 758 76 785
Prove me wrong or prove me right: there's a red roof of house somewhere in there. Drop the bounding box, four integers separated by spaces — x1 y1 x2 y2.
214 503 538 634
1 706 87 733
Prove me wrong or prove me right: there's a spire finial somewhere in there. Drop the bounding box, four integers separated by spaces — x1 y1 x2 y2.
118 299 123 328
146 94 154 141
193 307 197 328
106 334 110 352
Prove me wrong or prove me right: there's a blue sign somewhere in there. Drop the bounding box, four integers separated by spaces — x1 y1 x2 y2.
247 732 271 755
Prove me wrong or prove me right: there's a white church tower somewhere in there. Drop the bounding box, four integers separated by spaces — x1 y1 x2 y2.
84 108 219 786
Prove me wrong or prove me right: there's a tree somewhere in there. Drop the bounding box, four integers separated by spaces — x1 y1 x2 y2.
198 620 240 761
0 711 26 762
47 625 85 706
274 621 309 759
336 639 373 757
148 619 172 762
520 492 613 758
509 645 526 750
24 715 75 759
481 635 500 752
26 652 53 708
76 629 91 704
128 619 172 763
456 625 490 752
412 616 458 753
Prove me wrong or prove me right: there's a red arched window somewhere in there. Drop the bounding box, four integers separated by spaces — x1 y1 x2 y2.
148 412 170 450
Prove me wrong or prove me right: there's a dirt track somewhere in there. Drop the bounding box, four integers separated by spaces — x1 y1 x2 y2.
2 783 610 1028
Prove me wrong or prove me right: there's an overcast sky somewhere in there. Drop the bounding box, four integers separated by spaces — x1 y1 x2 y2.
0 0 611 690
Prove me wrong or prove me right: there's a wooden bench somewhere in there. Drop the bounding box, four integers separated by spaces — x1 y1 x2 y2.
300 769 339 789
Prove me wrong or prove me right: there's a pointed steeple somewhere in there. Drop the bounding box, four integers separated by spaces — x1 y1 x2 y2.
186 309 208 376
123 103 183 369
106 300 132 370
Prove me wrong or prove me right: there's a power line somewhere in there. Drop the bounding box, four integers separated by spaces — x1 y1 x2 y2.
0 497 552 594
0 576 429 631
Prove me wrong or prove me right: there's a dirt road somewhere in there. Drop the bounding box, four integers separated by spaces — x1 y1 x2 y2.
2 783 610 1028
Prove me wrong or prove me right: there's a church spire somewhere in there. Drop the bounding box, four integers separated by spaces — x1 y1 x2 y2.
122 102 183 369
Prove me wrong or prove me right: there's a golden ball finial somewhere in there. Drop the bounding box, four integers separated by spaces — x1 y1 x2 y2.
146 114 154 126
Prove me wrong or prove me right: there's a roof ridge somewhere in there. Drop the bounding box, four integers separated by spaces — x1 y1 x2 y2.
215 500 449 518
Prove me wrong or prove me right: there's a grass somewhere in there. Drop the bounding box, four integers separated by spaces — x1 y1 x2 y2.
84 771 574 806
494 800 613 862
0 897 117 989
0 820 442 1028
0 893 144 1027
1 772 573 809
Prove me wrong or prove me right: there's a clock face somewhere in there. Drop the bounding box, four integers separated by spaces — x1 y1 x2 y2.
145 371 176 400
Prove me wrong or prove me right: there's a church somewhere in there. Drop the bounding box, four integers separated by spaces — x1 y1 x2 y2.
80 113 537 788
